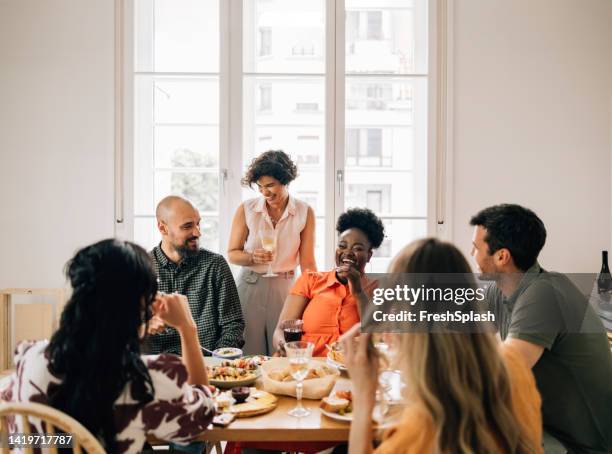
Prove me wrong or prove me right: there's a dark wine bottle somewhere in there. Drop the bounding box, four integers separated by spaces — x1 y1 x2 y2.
597 250 612 293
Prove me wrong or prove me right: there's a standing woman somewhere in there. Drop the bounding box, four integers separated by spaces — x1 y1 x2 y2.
228 150 317 355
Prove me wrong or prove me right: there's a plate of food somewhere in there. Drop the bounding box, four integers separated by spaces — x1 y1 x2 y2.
215 387 278 418
326 342 347 371
319 389 353 421
212 347 243 359
242 355 272 367
319 384 391 424
206 357 261 388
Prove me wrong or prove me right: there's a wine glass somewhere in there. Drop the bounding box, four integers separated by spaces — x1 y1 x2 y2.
281 319 304 343
373 333 397 417
372 333 392 370
284 341 314 417
259 228 278 277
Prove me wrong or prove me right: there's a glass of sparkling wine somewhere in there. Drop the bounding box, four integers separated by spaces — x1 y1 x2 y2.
259 229 278 277
285 341 314 417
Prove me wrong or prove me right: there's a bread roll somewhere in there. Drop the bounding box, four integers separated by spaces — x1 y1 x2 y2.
320 396 350 413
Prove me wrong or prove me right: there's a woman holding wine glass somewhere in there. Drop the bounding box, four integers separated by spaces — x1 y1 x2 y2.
228 150 317 355
273 208 385 357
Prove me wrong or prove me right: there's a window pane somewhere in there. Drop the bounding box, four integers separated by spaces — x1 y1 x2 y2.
345 0 428 74
134 75 220 218
154 172 219 215
243 77 325 164
155 126 219 169
369 219 427 272
345 76 427 222
134 217 160 251
151 77 219 124
243 0 325 74
135 0 219 73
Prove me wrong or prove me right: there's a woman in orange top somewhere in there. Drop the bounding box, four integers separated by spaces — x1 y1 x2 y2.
272 208 385 357
343 238 543 454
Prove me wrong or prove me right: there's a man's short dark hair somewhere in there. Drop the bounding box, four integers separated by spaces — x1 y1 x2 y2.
336 208 385 249
469 204 546 271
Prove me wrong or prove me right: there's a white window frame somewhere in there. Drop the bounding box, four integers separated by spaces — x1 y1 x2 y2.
115 0 453 269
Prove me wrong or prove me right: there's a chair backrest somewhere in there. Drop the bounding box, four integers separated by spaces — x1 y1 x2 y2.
0 401 106 454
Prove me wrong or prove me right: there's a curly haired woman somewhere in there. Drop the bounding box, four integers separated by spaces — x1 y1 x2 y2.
228 150 317 355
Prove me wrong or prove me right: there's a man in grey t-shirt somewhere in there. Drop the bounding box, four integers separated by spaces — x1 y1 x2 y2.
470 204 612 454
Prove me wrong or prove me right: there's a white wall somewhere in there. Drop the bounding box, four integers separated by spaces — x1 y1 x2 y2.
0 0 115 289
450 0 612 272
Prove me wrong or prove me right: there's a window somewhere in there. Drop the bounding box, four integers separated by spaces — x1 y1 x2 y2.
346 129 360 158
291 43 315 56
259 28 272 56
366 129 382 157
366 190 383 212
346 11 359 55
258 85 272 111
130 0 431 271
347 184 392 257
296 191 318 211
296 102 319 112
367 12 383 40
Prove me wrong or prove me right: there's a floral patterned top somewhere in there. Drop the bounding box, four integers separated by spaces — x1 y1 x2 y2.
0 340 215 454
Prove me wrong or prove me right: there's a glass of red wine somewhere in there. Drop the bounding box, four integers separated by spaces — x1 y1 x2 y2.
281 319 304 343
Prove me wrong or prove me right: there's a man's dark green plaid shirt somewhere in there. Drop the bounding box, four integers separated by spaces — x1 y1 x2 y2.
147 245 245 355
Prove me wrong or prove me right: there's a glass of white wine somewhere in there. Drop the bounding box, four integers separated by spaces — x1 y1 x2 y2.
259 228 278 277
373 333 400 418
284 340 314 417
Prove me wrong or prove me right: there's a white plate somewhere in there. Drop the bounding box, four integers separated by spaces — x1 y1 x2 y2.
320 407 353 422
212 347 243 359
326 352 347 371
320 405 385 423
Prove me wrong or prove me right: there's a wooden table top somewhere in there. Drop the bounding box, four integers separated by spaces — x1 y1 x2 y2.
198 377 353 442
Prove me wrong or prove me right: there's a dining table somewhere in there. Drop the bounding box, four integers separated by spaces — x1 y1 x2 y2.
196 376 353 443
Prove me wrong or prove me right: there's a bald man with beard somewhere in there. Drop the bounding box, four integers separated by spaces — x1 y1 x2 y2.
146 196 245 355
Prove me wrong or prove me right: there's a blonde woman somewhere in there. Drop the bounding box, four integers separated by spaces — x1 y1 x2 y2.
343 238 543 454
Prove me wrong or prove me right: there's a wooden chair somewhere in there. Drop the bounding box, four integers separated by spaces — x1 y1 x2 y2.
0 288 65 371
0 401 105 454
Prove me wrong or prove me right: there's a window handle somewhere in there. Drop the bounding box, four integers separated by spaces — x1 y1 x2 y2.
336 169 344 198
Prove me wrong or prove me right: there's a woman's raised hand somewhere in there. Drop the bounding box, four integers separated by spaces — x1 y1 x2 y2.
153 293 196 332
340 323 379 405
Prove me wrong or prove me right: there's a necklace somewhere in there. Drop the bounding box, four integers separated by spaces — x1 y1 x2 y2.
266 197 289 227
268 209 282 227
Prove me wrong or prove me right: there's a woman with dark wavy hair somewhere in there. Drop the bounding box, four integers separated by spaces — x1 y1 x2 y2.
0 239 215 453
228 150 317 355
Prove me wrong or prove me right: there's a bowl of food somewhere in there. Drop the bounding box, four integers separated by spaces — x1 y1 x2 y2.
213 347 243 360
